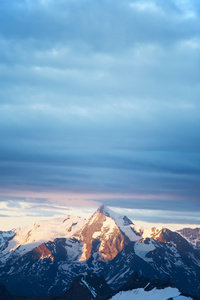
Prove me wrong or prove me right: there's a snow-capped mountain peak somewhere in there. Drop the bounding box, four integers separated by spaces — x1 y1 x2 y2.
97 205 141 240
1 207 200 299
73 205 141 261
97 204 111 217
98 205 132 224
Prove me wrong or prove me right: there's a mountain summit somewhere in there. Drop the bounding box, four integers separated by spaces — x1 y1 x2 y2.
0 206 200 298
74 205 141 261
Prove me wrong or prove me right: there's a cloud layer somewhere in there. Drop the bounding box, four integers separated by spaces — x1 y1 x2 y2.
0 0 200 226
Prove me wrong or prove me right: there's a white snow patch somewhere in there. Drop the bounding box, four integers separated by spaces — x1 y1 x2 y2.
136 226 163 239
109 287 192 300
101 217 118 240
92 231 101 239
168 244 181 258
134 239 156 261
79 243 88 262
64 239 83 261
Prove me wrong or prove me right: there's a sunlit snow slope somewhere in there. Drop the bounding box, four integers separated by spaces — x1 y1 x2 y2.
1 215 86 256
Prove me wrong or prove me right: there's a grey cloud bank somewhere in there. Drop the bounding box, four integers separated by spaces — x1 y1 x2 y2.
0 0 200 227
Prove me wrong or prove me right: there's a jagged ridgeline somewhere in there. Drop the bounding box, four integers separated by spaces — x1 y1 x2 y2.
0 205 200 299
0 272 194 300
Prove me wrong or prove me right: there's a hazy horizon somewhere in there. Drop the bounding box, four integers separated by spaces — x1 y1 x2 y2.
1 204 200 232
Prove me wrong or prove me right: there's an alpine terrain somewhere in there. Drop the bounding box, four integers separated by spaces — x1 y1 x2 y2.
0 205 200 299
177 228 200 250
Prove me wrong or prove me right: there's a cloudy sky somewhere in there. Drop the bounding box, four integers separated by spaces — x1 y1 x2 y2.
0 0 200 230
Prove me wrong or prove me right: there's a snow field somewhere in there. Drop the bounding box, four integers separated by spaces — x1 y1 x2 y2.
109 287 192 300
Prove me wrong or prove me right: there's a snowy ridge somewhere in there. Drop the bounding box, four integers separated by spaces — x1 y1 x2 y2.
134 238 156 262
0 215 86 257
109 287 192 300
98 205 141 242
138 226 163 239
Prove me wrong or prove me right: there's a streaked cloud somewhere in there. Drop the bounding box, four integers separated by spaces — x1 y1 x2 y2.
0 0 199 229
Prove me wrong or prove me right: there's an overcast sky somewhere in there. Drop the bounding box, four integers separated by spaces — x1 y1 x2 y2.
0 0 200 230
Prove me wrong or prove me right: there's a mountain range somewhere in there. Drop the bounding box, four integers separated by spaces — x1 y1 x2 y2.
177 228 200 250
0 271 194 300
0 205 200 299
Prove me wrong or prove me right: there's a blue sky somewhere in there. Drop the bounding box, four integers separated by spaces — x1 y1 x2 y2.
0 0 200 229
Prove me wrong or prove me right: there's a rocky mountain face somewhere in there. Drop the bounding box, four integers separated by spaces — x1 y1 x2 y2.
104 233 200 297
0 205 200 299
115 271 175 293
0 272 192 300
54 273 113 300
73 205 141 261
177 228 200 250
47 272 193 300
